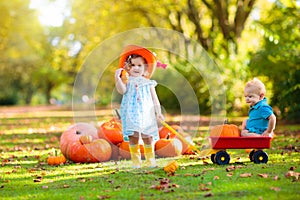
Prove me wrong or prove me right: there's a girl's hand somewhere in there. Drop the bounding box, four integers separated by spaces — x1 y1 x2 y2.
156 113 165 122
115 68 123 80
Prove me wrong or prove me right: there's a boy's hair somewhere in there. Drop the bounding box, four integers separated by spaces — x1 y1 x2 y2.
245 78 266 95
124 54 147 71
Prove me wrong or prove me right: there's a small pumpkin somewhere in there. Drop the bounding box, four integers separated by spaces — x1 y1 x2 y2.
47 150 66 166
163 160 179 174
210 120 240 137
118 141 144 160
79 135 93 144
120 69 129 84
155 134 182 157
98 118 123 145
159 125 183 139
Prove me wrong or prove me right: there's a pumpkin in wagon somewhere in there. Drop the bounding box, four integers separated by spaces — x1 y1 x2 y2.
210 120 241 137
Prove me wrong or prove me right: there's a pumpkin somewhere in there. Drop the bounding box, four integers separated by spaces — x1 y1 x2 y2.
98 118 123 145
47 155 66 166
159 125 183 139
174 131 194 155
60 123 112 163
163 160 179 174
79 135 93 144
120 69 129 84
109 143 120 160
210 120 240 137
118 141 144 160
155 135 182 157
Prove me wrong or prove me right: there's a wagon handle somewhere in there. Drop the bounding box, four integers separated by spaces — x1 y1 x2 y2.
160 120 200 154
160 120 214 157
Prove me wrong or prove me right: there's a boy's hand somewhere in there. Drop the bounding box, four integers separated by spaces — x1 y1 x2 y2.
262 130 274 137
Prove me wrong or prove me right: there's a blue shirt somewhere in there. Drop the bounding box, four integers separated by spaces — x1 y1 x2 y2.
246 98 273 134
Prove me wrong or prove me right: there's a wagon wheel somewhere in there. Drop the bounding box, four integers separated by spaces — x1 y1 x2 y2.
249 150 255 162
253 150 268 164
214 151 230 165
210 154 216 163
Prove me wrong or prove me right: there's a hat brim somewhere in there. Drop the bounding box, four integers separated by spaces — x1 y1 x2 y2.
119 45 157 79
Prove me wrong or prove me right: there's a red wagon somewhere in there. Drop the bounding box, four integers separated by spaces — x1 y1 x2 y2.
160 120 273 165
209 136 272 165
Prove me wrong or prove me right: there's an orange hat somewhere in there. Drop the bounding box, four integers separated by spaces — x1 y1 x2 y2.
119 45 157 78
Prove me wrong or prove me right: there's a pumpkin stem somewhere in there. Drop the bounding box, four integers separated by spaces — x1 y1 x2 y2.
166 133 170 140
224 119 229 124
54 149 57 156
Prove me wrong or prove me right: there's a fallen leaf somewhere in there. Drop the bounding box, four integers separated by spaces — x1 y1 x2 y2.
226 165 236 172
258 173 268 178
240 173 252 178
273 175 279 181
270 187 281 191
285 171 300 180
63 184 70 188
204 192 213 197
42 185 48 189
97 195 111 199
289 166 297 171
227 172 233 177
213 176 219 180
199 184 211 191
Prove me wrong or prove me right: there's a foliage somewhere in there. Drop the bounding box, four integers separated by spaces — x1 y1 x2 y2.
0 0 299 122
248 0 300 121
0 107 299 199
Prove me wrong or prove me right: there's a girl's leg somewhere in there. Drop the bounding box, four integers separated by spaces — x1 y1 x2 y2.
142 134 157 167
129 132 141 168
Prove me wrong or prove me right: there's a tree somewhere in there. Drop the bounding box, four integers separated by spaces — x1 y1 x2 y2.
0 0 46 104
249 0 300 121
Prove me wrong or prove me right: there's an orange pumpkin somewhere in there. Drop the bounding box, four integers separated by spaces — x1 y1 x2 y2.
159 125 183 139
98 118 123 145
120 69 129 84
79 135 93 144
109 143 120 160
210 122 240 137
155 135 182 157
118 141 144 160
60 123 112 163
47 155 66 165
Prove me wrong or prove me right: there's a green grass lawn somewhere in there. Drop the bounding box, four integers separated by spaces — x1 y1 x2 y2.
0 107 299 200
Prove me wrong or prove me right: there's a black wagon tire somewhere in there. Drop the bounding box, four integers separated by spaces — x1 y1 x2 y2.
215 151 230 165
253 150 268 164
211 154 216 163
249 150 255 162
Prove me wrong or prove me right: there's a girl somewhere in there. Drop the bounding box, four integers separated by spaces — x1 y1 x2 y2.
115 45 164 168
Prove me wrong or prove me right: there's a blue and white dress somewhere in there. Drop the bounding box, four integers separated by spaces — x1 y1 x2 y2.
120 76 159 142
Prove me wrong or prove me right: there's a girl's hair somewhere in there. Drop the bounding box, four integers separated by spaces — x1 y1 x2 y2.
245 78 266 95
124 54 147 71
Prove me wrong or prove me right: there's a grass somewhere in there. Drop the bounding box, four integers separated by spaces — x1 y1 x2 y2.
0 106 299 200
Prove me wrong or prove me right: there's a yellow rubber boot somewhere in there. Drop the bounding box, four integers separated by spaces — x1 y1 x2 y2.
129 145 142 168
144 144 157 168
